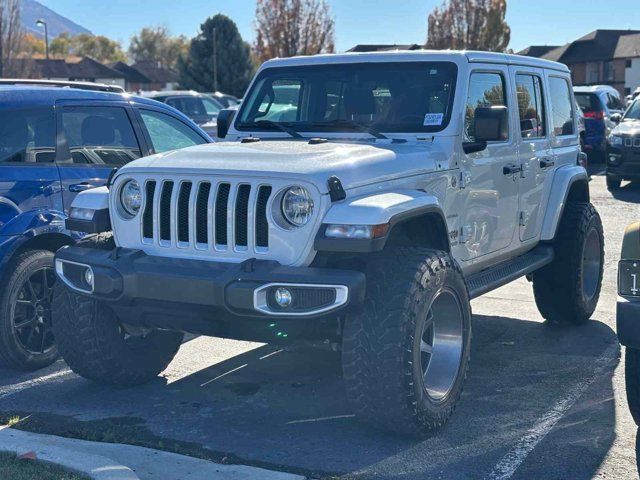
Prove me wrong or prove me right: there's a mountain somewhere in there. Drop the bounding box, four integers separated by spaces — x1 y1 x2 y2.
20 0 92 39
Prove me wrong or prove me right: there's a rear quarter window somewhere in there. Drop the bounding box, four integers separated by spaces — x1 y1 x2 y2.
548 77 575 136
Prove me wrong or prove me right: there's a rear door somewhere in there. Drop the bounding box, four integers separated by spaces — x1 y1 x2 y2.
0 106 62 236
55 100 148 216
509 67 554 241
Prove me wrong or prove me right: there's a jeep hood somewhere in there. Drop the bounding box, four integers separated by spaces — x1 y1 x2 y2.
613 119 640 136
119 140 451 194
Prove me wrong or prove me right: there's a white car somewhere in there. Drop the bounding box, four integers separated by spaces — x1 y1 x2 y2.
53 50 603 437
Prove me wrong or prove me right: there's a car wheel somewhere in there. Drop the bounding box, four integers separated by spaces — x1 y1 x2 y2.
342 247 472 437
532 202 604 324
0 250 58 370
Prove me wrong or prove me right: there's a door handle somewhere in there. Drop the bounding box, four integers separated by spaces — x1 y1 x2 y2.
539 158 555 169
68 182 98 193
503 164 523 175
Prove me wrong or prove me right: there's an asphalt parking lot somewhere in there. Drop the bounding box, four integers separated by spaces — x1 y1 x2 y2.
0 167 638 480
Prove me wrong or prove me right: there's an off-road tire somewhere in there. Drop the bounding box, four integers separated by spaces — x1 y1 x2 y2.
626 347 640 425
0 250 58 370
532 202 604 324
342 248 472 437
606 175 621 191
52 233 183 385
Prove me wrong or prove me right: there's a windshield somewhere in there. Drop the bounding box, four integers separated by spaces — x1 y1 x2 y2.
624 100 640 121
575 93 601 113
237 62 458 134
166 96 221 121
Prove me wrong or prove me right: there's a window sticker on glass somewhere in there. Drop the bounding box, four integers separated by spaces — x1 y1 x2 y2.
424 113 444 126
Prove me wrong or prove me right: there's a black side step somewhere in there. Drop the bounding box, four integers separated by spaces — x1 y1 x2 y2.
467 245 554 299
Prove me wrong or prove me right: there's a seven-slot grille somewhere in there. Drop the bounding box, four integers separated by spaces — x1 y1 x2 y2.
624 137 640 148
141 179 273 253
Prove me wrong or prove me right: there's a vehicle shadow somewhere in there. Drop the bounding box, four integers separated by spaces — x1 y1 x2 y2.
0 314 620 479
609 181 640 203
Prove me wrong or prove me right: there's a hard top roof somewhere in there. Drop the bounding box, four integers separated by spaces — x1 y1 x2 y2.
260 50 570 73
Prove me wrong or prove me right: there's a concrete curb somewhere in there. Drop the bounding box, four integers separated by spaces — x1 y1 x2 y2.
0 426 305 480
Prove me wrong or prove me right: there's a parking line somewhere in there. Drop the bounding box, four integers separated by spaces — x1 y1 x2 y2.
259 349 284 360
485 343 618 480
0 369 73 401
286 414 355 425
199 364 248 387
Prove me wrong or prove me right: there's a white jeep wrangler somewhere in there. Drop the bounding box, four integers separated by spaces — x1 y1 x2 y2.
52 51 604 437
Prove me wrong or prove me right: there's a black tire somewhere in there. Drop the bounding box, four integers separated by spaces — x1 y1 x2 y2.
342 248 472 437
626 347 640 426
606 175 621 191
52 233 183 385
532 202 604 325
0 250 58 370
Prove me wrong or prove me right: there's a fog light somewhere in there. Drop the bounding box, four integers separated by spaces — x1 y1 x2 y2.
84 268 94 289
274 288 292 308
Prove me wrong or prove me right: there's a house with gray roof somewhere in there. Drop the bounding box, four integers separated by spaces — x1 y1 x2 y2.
519 30 640 96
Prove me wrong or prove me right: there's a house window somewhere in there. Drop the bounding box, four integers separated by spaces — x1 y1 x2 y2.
627 59 633 68
603 61 614 82
586 62 600 83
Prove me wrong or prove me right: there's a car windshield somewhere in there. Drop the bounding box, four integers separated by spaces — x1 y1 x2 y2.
624 100 640 121
575 93 601 112
166 96 221 120
237 62 458 134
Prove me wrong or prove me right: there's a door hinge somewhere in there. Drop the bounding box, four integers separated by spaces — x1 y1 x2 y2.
519 211 528 226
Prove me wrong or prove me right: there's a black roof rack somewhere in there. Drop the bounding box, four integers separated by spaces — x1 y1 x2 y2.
0 79 125 93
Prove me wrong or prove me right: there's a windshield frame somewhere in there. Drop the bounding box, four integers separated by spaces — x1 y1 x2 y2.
234 61 459 135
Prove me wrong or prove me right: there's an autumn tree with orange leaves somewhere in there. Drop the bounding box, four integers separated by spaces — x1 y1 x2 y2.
254 0 335 63
426 0 511 52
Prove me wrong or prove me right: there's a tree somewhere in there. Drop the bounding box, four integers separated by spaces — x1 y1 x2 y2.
426 0 510 52
49 32 126 63
253 0 335 63
0 0 32 76
129 26 188 69
178 14 253 98
23 34 45 56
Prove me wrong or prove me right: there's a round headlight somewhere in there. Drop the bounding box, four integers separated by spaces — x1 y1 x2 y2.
120 180 141 216
281 186 314 227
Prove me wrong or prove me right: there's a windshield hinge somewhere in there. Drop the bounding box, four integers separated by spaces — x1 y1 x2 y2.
327 176 346 202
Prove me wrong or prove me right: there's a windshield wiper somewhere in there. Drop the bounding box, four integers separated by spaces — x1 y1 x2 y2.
311 120 388 139
252 120 304 139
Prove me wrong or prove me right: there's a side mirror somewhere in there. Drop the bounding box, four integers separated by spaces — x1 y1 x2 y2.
474 106 509 142
610 112 622 124
462 106 508 154
216 109 236 139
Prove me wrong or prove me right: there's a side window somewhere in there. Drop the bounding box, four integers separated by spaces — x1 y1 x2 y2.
140 110 208 153
61 106 142 166
516 74 546 138
607 93 623 110
548 77 575 136
464 72 508 142
0 108 55 164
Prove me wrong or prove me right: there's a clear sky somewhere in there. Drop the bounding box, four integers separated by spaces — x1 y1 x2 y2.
38 0 640 53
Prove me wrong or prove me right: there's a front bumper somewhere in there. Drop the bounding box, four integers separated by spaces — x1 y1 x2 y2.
607 146 640 179
617 297 640 348
54 246 365 321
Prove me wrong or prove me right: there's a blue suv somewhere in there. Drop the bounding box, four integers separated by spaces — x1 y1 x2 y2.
0 82 211 370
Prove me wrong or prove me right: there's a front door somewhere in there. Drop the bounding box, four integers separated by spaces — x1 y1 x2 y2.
510 67 554 241
458 68 519 262
55 101 147 216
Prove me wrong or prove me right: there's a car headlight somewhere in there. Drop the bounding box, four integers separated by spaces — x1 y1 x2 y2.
609 134 623 147
120 180 141 216
281 186 314 227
